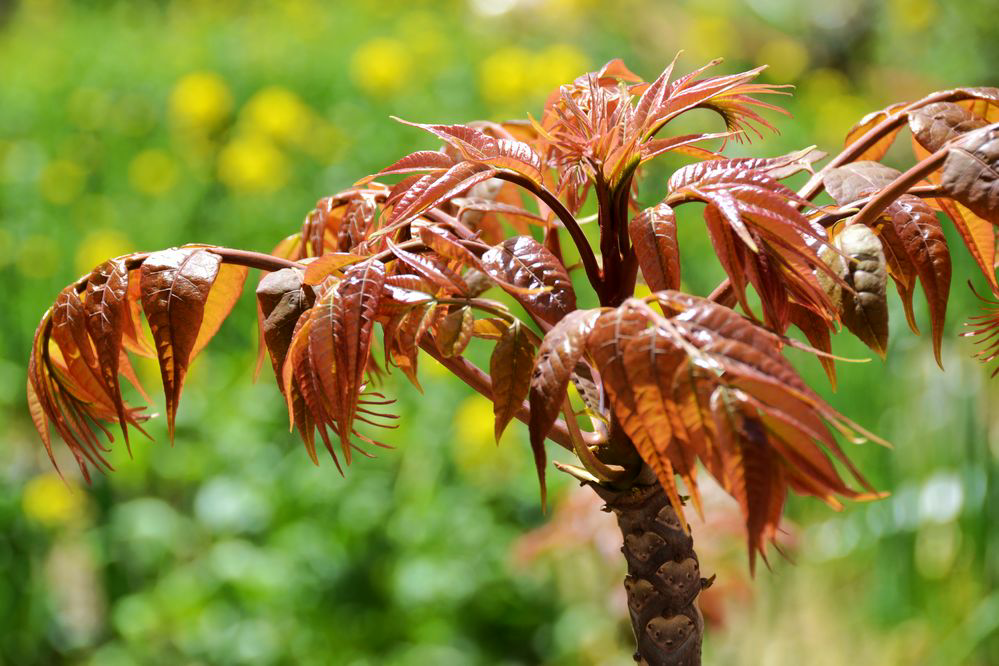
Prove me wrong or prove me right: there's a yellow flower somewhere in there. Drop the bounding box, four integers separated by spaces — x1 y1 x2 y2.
242 86 313 146
451 394 516 479
756 37 809 83
217 133 288 193
39 159 86 205
22 473 85 527
128 149 178 197
75 229 133 275
350 37 412 96
478 46 534 105
532 44 588 93
169 71 233 132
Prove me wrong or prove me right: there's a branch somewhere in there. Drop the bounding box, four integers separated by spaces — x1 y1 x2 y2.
851 148 948 228
419 341 605 452
495 171 603 293
798 89 983 203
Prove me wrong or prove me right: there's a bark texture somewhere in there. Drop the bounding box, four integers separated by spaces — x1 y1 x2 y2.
592 482 707 666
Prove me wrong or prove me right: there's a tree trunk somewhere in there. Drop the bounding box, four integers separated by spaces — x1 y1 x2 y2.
591 482 707 666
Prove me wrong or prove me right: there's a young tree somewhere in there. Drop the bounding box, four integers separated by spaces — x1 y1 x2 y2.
25 57 999 665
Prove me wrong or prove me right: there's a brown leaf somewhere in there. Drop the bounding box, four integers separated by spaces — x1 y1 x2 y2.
139 248 222 438
481 236 576 325
257 268 316 392
822 161 901 206
435 306 474 357
528 309 601 460
909 102 988 153
629 203 681 291
887 195 952 366
941 124 999 224
490 321 535 443
82 259 133 445
331 260 387 458
835 225 890 357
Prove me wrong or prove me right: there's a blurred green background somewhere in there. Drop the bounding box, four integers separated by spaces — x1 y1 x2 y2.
1 0 997 663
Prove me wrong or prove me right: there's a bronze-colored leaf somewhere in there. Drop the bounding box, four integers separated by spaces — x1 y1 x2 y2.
887 195 952 366
909 102 988 153
481 236 576 325
822 161 901 206
331 260 387 458
139 247 223 438
257 268 315 392
82 259 133 445
940 124 999 224
629 203 681 291
490 320 534 443
528 309 600 461
835 225 890 357
435 306 474 357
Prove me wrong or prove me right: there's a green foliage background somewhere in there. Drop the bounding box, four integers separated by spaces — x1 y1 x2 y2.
0 0 997 663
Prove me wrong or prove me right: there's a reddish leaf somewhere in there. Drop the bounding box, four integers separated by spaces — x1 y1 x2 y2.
528 309 601 459
629 204 681 291
887 196 952 366
941 125 999 224
481 236 576 324
490 321 535 443
139 248 223 438
909 102 988 153
435 306 474 357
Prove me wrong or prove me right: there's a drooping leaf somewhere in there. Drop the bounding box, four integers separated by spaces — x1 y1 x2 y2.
256 268 315 392
629 203 681 291
490 320 535 443
586 302 687 518
82 259 133 445
886 195 952 366
833 225 890 357
435 306 474 357
528 309 601 461
139 248 223 438
481 236 576 324
330 260 387 458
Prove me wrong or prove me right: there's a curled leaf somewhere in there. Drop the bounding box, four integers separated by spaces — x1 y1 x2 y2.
835 225 890 357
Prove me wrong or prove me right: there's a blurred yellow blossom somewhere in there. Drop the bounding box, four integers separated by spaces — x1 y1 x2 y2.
217 133 288 193
22 473 85 527
478 46 534 106
17 235 60 279
75 229 133 275
39 159 86 205
451 394 516 479
890 0 937 32
128 149 179 197
169 71 233 132
350 38 412 96
533 44 588 93
242 86 313 146
756 37 809 82
686 15 737 62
